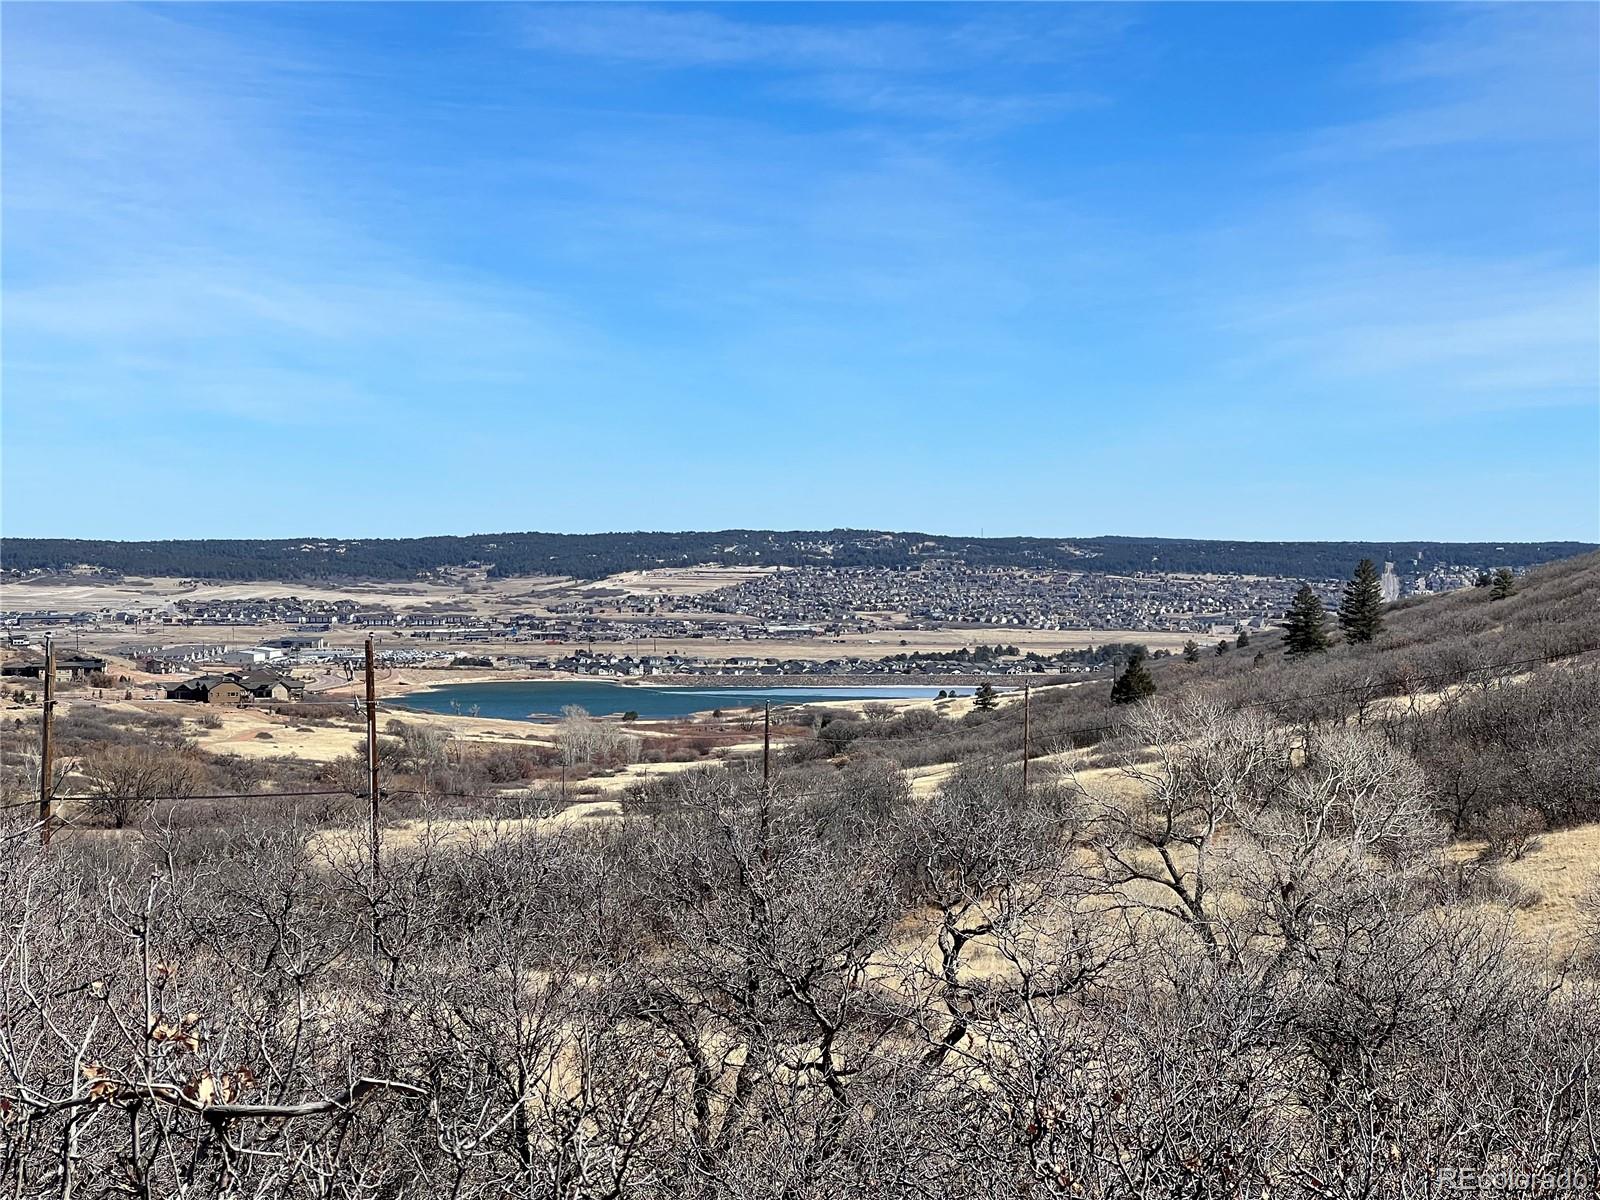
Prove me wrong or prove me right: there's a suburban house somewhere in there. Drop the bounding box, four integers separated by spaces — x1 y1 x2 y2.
235 669 306 701
166 670 306 704
1 654 108 682
166 676 252 705
57 655 109 680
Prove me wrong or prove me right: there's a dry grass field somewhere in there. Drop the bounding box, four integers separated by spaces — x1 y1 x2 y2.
1462 823 1600 956
0 565 767 615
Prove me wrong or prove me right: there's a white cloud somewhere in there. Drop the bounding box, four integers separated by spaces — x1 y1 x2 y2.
1299 4 1598 159
517 4 1129 73
520 5 913 70
1213 255 1598 411
2 4 595 431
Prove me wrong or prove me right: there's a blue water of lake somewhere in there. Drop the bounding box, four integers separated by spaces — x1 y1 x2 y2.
391 679 959 721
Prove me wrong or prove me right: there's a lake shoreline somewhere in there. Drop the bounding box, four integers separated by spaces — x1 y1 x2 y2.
617 672 1075 688
388 669 1078 698
384 676 998 722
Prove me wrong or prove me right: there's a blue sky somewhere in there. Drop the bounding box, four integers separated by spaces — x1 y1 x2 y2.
3 2 1597 542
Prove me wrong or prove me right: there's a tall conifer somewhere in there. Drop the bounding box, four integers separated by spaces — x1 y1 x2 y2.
1338 559 1385 643
1283 584 1331 656
1110 649 1157 705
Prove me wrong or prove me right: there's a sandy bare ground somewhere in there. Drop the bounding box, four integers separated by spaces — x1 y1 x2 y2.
32 695 557 763
588 567 778 596
192 704 557 761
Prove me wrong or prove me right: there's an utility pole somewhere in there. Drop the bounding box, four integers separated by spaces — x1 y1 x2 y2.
762 701 771 786
39 636 55 847
1021 683 1031 800
365 637 380 892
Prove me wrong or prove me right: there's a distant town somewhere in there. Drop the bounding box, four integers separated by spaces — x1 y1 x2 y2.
1 557 1503 692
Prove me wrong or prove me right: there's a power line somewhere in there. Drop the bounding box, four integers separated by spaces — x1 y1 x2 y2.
4 640 1593 822
0 789 355 814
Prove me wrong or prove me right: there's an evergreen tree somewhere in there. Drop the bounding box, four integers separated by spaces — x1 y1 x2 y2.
1110 650 1157 705
1183 639 1201 664
1338 558 1385 644
972 682 1000 711
1490 567 1516 600
1282 584 1331 657
1215 639 1229 656
1236 629 1250 649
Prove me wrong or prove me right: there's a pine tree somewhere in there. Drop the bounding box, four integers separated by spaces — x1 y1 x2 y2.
1338 558 1385 644
1236 629 1250 649
1110 650 1156 705
1215 639 1229 656
1282 584 1331 657
1490 568 1516 600
1183 639 1201 664
972 682 1000 711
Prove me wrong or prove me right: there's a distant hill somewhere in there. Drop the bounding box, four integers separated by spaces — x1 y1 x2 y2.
1 531 1592 584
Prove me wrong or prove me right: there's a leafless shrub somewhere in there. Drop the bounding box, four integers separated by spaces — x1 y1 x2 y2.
5 560 1598 1196
78 744 208 828
1478 803 1547 862
559 704 641 767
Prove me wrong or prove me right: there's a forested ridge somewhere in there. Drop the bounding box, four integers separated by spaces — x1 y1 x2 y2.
4 529 1592 582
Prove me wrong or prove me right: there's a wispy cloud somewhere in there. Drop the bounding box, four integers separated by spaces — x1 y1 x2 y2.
516 3 1127 135
1299 3 1598 159
3 4 594 432
521 5 914 70
1215 254 1598 410
518 4 1128 73
780 75 1106 130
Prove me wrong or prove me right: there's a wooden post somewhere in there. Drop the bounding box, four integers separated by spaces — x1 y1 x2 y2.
39 636 55 846
762 701 771 786
1021 683 1031 800
365 638 379 891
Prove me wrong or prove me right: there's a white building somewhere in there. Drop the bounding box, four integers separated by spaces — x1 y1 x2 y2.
217 646 285 666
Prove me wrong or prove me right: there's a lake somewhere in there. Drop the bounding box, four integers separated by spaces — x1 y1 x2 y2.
391 679 959 721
